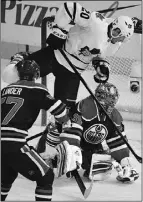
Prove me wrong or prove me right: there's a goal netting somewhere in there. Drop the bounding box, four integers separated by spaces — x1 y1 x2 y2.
82 55 141 122
45 54 141 124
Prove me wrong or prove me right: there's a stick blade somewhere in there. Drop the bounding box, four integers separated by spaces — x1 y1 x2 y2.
83 177 94 199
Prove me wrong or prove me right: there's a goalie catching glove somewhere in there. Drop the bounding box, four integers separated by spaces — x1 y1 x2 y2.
113 157 139 183
92 57 110 83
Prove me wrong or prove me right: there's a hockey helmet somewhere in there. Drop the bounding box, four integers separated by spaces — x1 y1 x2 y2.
110 16 134 43
95 82 119 115
16 60 40 81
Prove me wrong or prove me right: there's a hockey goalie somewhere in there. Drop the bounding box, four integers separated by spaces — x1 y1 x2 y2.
36 82 139 183
72 82 139 182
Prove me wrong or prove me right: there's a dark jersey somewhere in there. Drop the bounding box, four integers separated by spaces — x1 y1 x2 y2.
76 96 129 162
1 80 68 142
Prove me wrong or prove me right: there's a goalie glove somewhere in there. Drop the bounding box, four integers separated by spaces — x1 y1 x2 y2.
46 16 68 49
88 153 113 181
92 57 110 83
56 141 82 177
113 158 139 183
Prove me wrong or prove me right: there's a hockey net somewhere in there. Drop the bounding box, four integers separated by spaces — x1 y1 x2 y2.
84 55 141 122
41 17 141 125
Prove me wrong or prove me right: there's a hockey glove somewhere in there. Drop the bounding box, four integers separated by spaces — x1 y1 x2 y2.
2 52 30 83
10 52 29 65
113 158 139 183
92 57 110 83
46 18 68 50
132 17 142 34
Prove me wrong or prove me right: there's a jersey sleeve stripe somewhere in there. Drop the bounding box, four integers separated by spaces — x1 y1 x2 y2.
64 2 73 20
60 133 81 146
107 137 127 149
46 137 60 145
106 132 126 143
48 100 62 113
72 123 83 130
110 144 127 152
54 105 67 118
51 102 66 116
46 131 60 147
63 128 82 139
54 108 67 119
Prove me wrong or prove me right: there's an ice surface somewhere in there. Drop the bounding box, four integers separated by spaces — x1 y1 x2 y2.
6 121 142 201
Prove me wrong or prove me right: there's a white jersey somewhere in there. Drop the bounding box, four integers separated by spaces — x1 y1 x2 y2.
53 2 121 73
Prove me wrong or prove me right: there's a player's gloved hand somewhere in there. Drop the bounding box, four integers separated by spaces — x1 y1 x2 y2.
46 17 68 49
2 52 30 84
10 52 29 65
132 17 142 34
113 158 139 183
66 171 74 178
92 57 110 83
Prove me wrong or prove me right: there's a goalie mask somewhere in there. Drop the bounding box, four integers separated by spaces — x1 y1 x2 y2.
95 82 119 116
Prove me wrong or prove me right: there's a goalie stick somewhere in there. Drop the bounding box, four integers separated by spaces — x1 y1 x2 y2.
59 49 142 164
26 124 93 199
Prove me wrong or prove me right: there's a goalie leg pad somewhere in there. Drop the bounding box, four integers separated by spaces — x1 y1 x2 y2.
89 154 113 181
56 141 68 177
56 141 82 177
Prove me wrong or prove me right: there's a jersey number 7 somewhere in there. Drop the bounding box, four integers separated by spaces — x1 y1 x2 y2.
1 96 24 125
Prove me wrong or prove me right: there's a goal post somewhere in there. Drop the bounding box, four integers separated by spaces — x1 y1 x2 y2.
41 17 49 126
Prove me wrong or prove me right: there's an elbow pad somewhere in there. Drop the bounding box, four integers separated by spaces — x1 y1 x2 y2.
46 25 68 50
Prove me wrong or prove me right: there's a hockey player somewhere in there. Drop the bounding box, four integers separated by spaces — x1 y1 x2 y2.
2 1 134 111
43 82 139 183
73 82 139 182
1 60 82 201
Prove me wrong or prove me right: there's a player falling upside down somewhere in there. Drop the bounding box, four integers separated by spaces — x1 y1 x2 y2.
1 60 82 201
42 82 139 183
2 1 134 111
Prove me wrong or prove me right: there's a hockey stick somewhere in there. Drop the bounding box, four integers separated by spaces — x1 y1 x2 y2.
26 123 54 142
26 132 43 142
72 169 93 199
59 49 142 164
